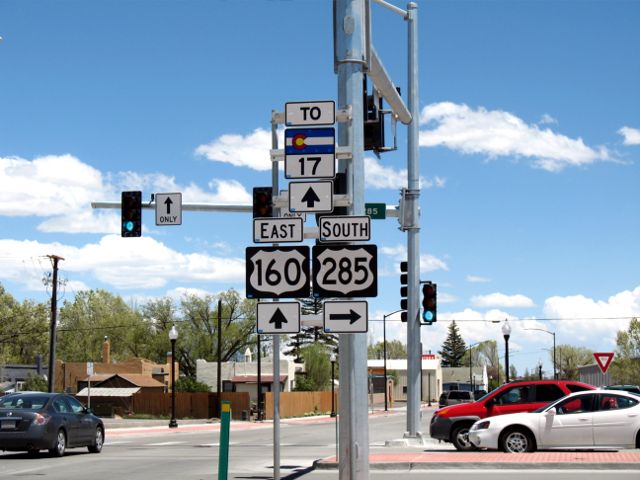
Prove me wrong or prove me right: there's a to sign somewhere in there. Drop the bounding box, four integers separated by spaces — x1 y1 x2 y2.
246 246 310 299
324 301 368 333
319 215 370 243
285 100 335 126
155 193 182 226
257 302 300 334
289 181 333 213
594 352 614 374
312 244 377 298
253 217 303 243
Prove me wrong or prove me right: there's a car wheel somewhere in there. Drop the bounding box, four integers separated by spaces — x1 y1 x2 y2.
500 427 536 453
88 426 104 453
451 424 477 451
49 429 66 457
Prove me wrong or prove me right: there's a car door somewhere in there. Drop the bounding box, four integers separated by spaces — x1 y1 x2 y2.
489 385 536 415
52 396 82 447
592 393 639 447
539 393 595 448
65 396 94 445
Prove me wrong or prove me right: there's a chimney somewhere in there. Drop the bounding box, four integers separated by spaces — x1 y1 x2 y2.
102 336 111 364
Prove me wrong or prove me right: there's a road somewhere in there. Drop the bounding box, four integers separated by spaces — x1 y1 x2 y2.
1 409 638 479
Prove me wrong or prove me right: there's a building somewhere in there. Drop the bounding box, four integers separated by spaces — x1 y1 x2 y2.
441 365 489 394
578 363 613 387
367 354 443 403
0 355 48 393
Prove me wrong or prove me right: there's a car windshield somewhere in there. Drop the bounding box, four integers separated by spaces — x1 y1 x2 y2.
0 395 48 410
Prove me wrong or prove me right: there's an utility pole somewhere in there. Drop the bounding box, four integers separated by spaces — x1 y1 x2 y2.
336 1 368 477
46 255 64 393
217 299 222 418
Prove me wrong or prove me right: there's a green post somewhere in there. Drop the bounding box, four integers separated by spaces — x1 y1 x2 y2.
218 400 231 480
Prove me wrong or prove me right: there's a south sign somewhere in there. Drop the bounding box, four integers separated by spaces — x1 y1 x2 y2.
318 215 370 243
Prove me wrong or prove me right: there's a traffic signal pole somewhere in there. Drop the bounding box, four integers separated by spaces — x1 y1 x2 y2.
336 1 369 478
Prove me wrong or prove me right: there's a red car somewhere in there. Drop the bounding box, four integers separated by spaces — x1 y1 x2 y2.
429 380 595 450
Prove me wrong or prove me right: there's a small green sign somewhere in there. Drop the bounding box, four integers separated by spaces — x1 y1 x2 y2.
365 203 386 219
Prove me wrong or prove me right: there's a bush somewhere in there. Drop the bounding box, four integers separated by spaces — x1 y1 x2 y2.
174 377 211 393
22 373 48 392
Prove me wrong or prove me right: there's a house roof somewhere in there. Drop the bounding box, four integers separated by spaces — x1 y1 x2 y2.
76 387 140 397
92 373 165 388
230 375 288 384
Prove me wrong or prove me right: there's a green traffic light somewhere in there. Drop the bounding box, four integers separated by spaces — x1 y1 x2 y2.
124 220 135 232
423 310 434 321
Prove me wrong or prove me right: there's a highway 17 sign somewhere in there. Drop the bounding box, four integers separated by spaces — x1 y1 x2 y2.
312 244 377 298
285 127 336 180
285 100 335 126
155 192 182 226
324 301 368 333
289 181 333 213
246 246 310 299
253 217 303 243
319 215 370 243
257 302 300 334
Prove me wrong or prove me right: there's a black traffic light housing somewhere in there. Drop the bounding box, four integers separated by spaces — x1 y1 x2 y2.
253 187 273 218
421 282 437 325
400 261 408 321
121 191 142 237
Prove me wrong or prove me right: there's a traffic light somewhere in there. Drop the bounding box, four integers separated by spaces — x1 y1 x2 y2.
121 191 142 237
253 187 273 218
400 261 408 321
421 282 437 324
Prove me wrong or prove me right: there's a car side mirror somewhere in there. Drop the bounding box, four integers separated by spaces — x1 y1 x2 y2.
84 407 93 415
545 408 556 417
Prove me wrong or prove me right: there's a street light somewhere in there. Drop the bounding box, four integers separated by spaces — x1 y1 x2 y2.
330 353 337 418
383 309 404 412
523 327 556 380
168 324 178 428
502 319 511 383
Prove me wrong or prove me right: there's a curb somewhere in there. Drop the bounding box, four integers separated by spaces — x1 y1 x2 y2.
313 460 640 470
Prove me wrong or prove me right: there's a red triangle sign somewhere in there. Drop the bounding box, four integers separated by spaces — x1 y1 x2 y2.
593 352 614 374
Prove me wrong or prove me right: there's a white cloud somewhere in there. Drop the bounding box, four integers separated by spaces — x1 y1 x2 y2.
0 236 245 290
471 292 535 309
194 128 273 170
380 244 449 273
419 102 612 172
618 126 640 146
539 114 558 125
364 156 444 190
466 275 491 283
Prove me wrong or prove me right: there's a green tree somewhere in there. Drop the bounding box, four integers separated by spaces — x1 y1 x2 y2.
137 297 180 363
555 344 593 380
368 340 407 359
293 343 332 391
22 373 48 392
438 321 466 367
285 296 337 363
175 377 211 392
610 317 640 384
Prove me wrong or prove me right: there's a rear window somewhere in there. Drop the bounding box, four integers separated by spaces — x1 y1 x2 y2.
566 384 592 393
449 391 471 400
535 384 565 402
0 395 48 410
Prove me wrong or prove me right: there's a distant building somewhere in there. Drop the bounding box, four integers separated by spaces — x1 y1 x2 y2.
0 355 48 393
578 363 613 387
367 354 443 403
441 365 489 393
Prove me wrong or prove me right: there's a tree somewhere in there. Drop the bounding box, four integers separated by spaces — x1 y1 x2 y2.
368 340 407 359
23 373 48 392
175 377 211 393
610 318 640 384
284 296 337 363
438 321 466 367
293 343 332 391
555 344 593 380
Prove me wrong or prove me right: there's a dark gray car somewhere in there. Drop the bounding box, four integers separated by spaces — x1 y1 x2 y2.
438 390 473 407
0 392 104 457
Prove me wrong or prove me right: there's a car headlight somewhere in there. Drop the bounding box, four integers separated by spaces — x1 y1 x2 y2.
471 420 490 431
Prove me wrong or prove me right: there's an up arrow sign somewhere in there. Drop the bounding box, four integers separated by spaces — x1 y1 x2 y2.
164 196 173 214
155 192 182 226
256 302 300 335
288 181 333 213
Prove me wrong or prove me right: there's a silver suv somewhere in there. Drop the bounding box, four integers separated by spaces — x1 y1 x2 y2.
439 390 473 407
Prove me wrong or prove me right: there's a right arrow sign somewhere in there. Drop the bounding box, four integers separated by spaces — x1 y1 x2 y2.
593 352 615 374
324 301 368 333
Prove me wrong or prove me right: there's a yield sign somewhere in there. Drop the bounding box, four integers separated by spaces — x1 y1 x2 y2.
593 352 614 374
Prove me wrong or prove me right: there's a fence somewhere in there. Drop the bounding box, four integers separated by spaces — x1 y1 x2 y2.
130 392 250 420
264 391 337 419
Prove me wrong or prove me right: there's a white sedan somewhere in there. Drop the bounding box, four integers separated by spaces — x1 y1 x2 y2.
468 389 640 452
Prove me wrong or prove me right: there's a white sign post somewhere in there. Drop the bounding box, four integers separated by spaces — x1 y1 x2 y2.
289 181 333 213
155 193 182 226
319 215 371 243
253 217 304 243
285 100 335 126
324 301 368 333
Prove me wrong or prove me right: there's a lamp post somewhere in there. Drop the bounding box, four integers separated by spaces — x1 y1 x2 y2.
330 353 337 418
168 325 178 428
523 327 556 380
383 310 404 412
502 319 511 383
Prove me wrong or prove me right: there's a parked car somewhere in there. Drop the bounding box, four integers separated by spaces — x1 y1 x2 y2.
605 385 640 395
429 380 595 451
0 392 104 457
468 389 640 452
439 390 474 407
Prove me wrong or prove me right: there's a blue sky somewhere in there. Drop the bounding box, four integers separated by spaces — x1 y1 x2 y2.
1 0 639 378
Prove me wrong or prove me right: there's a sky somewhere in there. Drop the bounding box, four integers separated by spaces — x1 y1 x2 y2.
1 0 639 379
